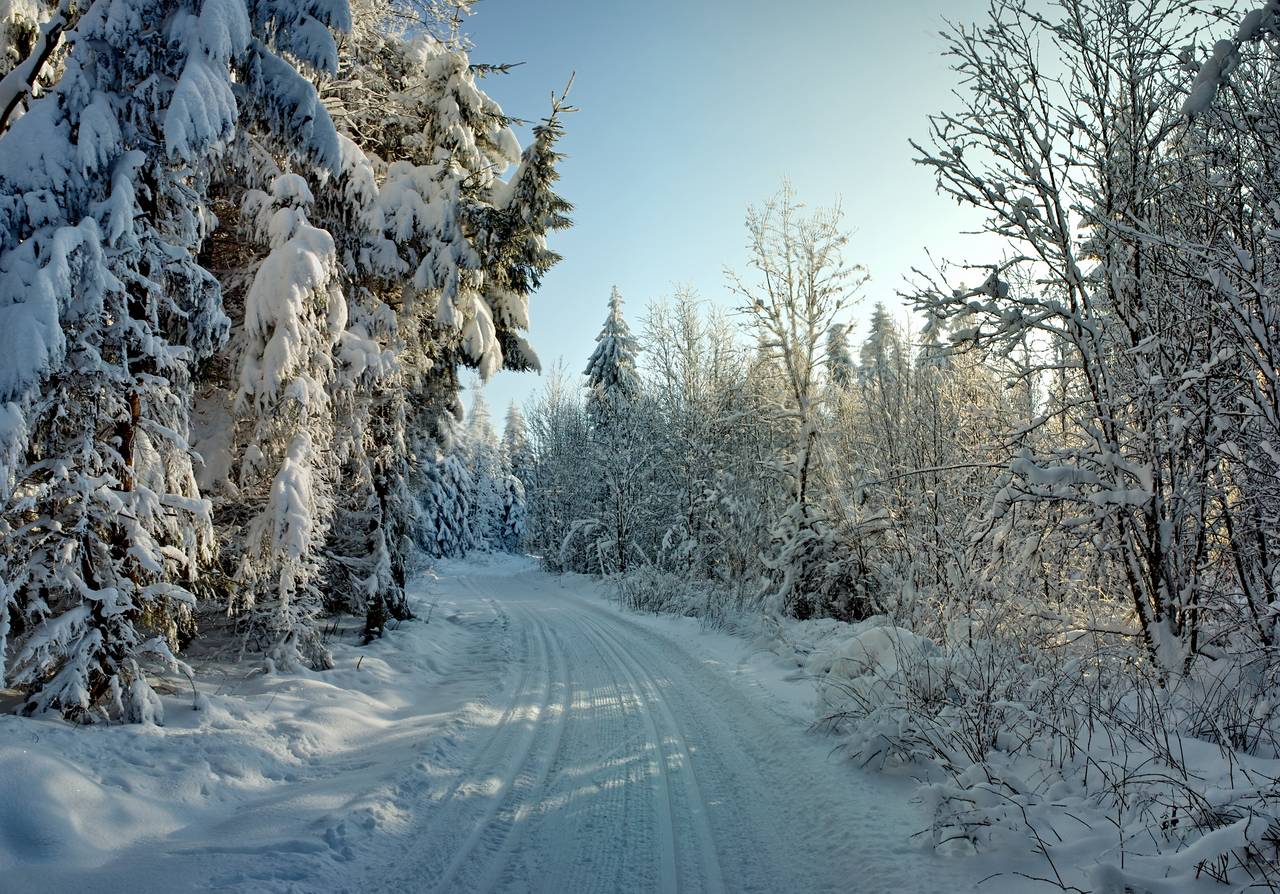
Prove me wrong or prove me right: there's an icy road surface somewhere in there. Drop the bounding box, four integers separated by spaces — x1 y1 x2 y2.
2 557 985 894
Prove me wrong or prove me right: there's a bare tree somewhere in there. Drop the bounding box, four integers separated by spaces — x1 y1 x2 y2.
907 0 1239 678
728 185 869 617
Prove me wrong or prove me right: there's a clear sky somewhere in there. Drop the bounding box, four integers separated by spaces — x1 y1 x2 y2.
463 0 1003 420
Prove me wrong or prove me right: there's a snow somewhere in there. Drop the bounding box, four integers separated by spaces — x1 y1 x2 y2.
1236 6 1275 42
0 557 998 893
163 0 249 160
236 177 340 414
0 748 183 871
191 389 235 494
808 623 943 716
0 570 472 890
1183 39 1240 119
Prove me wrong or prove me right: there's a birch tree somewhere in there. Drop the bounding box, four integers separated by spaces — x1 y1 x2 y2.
729 186 869 618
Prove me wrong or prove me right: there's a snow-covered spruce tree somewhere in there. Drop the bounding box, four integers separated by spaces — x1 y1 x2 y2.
199 0 444 656
0 0 247 720
311 137 407 632
502 402 533 485
826 323 854 391
307 1 465 632
462 387 504 549
367 32 569 568
305 9 418 631
729 186 869 620
378 33 518 397
856 302 909 470
473 95 574 374
498 402 531 552
497 472 526 553
230 174 347 670
461 389 527 554
344 17 571 565
584 287 641 422
181 0 368 670
415 408 474 559
311 2 567 635
576 288 657 574
311 20 444 611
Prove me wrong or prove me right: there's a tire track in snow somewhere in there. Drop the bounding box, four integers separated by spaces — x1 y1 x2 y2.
506 601 672 894
403 592 535 841
565 588 819 893
461 607 573 893
577 614 678 892
380 562 980 894
426 595 569 893
558 578 950 894
376 581 551 893
567 607 723 894
545 607 662 894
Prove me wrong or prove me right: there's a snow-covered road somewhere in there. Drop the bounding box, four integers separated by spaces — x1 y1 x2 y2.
364 559 980 894
3 557 985 894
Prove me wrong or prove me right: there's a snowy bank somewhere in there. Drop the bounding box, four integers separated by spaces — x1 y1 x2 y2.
0 574 498 892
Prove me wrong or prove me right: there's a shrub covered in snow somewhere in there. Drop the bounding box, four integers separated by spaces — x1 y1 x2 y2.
612 567 733 619
810 613 1280 889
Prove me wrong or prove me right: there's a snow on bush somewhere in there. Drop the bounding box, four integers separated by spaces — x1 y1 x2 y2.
808 624 941 720
612 567 733 622
808 616 1280 888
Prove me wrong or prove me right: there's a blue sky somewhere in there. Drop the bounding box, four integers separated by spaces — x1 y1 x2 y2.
464 0 1001 419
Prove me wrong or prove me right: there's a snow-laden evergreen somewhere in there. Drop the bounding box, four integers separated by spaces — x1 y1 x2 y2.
583 286 640 421
415 441 474 560
825 323 853 390
231 174 346 669
502 402 533 486
0 0 569 718
0 0 252 720
462 389 503 549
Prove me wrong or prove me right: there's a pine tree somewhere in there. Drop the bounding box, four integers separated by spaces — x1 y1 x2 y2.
416 410 474 559
578 289 653 572
474 92 575 374
196 0 392 665
463 387 505 549
0 0 248 720
232 174 346 670
0 0 571 713
827 323 854 390
497 472 527 554
502 402 534 485
366 31 568 567
858 303 905 386
584 287 641 424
